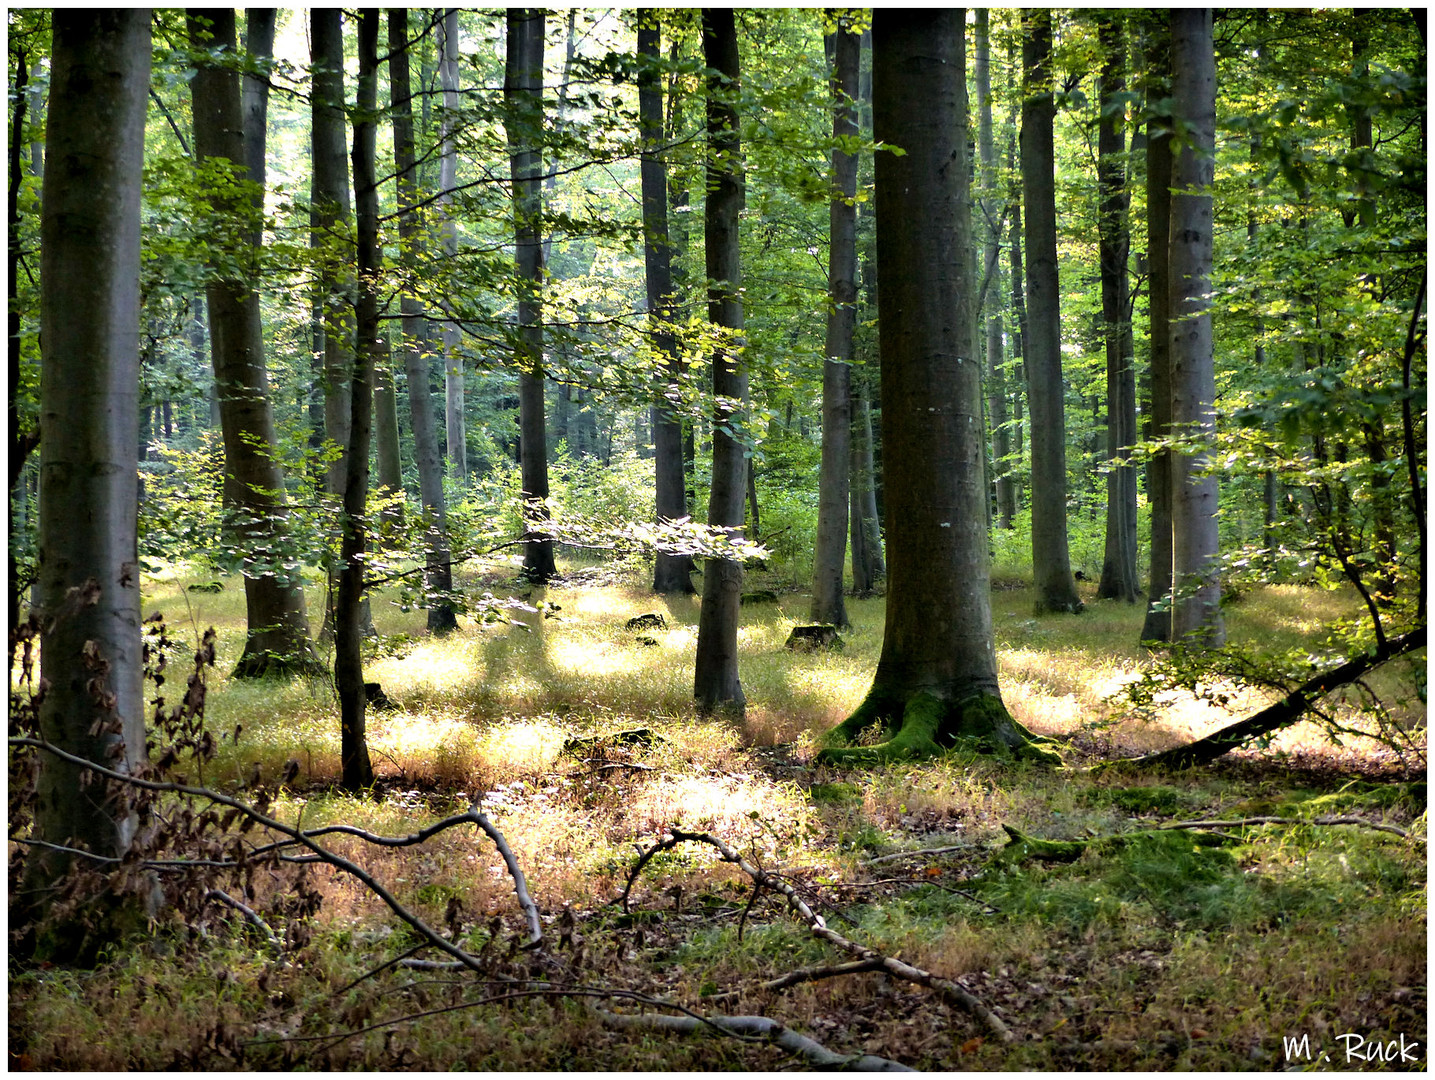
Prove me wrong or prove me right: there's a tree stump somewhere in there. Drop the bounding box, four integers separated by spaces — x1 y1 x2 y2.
626 612 666 631
784 624 844 651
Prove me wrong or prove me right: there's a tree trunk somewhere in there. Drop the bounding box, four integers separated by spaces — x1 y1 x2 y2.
188 9 320 679
1006 91 1027 515
438 9 466 482
1096 15 1141 603
1168 9 1223 646
819 8 1056 766
976 10 1013 532
639 13 695 595
310 9 354 503
335 9 380 794
505 9 556 584
373 330 404 535
1021 10 1083 615
693 8 748 715
1140 19 1175 644
24 9 156 959
389 8 457 635
811 15 859 629
242 9 275 195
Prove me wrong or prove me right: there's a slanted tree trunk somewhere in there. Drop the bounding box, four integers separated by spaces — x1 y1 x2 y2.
811 14 859 629
1021 9 1083 615
188 9 320 679
976 10 1014 531
438 9 466 482
1126 627 1425 770
1096 15 1141 603
389 8 457 635
819 8 1057 767
1140 19 1174 644
505 9 556 584
24 9 156 959
639 13 695 595
335 9 380 794
1168 9 1223 646
693 8 748 715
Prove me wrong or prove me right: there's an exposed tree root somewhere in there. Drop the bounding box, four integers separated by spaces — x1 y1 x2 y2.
624 827 1016 1043
817 689 1061 766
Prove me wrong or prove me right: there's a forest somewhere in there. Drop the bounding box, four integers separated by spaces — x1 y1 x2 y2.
7 6 1427 1071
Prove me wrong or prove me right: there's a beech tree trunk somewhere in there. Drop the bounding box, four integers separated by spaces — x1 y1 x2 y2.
819 8 1056 766
1096 15 1141 603
310 9 353 502
1168 9 1223 646
505 9 556 583
335 9 380 793
1140 20 1175 644
976 10 1013 531
639 14 695 595
438 9 466 482
1021 10 1083 615
188 9 319 679
693 8 748 714
373 331 404 534
811 15 859 629
389 8 457 634
25 9 155 957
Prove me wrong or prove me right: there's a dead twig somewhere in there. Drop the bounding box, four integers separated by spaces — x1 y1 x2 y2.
1160 815 1416 840
591 1005 914 1071
706 957 888 1002
862 844 973 866
627 828 1015 1043
204 889 282 953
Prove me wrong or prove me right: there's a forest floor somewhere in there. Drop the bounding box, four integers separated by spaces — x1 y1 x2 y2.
8 554 1428 1071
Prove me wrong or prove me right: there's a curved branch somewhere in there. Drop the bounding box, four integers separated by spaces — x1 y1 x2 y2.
626 828 1015 1043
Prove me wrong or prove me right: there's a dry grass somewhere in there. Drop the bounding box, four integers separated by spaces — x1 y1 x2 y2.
9 561 1426 1071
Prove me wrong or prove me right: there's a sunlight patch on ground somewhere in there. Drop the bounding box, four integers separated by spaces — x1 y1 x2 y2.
547 637 631 677
368 642 477 696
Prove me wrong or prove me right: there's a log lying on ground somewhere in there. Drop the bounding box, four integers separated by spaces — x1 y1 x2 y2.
1120 626 1425 771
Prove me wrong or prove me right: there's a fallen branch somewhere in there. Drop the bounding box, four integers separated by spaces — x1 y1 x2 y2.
862 844 973 866
627 828 1015 1043
10 736 495 971
1122 626 1425 770
1160 815 1415 840
204 889 282 952
592 1005 913 1071
705 958 888 1002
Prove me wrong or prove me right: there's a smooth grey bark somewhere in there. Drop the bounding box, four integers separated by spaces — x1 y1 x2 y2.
820 9 1052 766
26 9 154 953
811 14 859 629
1140 20 1174 644
505 8 556 583
693 8 748 714
849 374 884 594
438 9 466 482
389 8 457 634
242 9 275 197
1096 15 1141 603
976 10 1014 531
335 8 380 793
1168 9 1223 646
310 9 353 501
1006 85 1027 514
188 9 320 678
1021 9 1083 614
639 14 694 595
373 331 404 532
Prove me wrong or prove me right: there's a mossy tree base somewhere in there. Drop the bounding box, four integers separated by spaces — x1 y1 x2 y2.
815 688 1062 766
